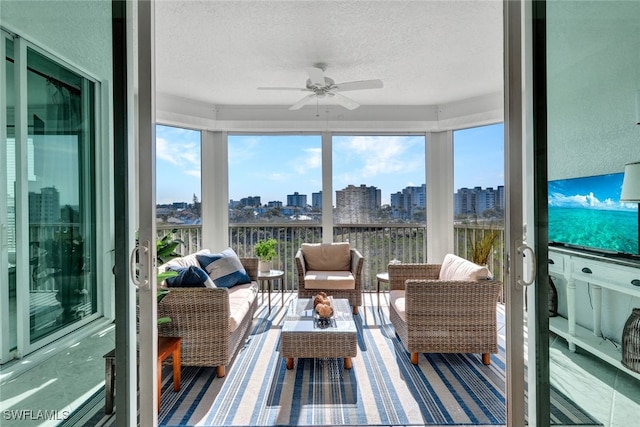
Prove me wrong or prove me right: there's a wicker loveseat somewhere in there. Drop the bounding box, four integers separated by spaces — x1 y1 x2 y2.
295 242 364 314
157 250 258 377
387 254 502 366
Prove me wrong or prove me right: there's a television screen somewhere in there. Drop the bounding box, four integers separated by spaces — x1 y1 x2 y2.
548 172 639 255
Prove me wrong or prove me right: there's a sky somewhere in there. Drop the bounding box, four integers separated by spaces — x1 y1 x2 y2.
155 123 505 206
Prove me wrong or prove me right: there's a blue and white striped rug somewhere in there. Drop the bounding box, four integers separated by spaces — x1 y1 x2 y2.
156 304 600 427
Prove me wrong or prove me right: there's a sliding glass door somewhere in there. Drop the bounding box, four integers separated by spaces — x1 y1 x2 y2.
1 34 99 359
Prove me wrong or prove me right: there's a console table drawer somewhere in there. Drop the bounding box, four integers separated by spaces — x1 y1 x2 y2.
548 252 565 274
571 259 640 296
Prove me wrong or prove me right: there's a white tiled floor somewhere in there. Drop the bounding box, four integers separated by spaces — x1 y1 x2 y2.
1 294 639 426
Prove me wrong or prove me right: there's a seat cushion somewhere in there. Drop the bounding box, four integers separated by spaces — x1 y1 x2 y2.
439 253 491 281
227 281 258 332
389 290 406 322
197 247 251 288
301 242 351 271
304 270 355 289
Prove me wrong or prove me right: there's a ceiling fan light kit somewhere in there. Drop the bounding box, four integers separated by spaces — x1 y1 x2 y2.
258 64 383 111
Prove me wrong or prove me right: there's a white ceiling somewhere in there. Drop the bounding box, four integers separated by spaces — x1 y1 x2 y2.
154 0 504 129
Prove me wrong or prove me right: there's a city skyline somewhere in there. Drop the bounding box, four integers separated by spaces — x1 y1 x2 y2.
156 124 505 205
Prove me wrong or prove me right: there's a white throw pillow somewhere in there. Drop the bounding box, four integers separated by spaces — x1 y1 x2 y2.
438 253 491 281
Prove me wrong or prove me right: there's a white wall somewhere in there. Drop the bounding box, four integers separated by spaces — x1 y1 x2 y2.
546 0 640 343
547 0 640 180
1 0 112 81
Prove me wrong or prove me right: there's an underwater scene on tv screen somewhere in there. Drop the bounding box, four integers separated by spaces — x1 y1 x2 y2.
548 173 639 255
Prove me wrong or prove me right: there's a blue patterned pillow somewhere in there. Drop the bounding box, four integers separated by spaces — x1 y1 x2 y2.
165 265 210 288
196 248 251 288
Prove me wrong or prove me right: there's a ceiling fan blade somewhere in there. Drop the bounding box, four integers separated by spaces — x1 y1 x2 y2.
257 87 311 91
289 94 316 110
306 67 325 87
329 92 360 110
333 79 383 92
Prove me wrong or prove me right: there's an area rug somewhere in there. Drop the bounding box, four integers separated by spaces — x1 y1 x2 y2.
152 304 601 427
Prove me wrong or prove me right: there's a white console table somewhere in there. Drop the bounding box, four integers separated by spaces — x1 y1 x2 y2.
548 247 640 381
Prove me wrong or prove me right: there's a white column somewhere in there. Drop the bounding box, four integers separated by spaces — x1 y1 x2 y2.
321 132 333 243
426 130 454 263
201 130 229 251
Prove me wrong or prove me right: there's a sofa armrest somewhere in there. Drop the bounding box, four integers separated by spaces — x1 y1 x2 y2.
387 263 441 291
158 288 231 358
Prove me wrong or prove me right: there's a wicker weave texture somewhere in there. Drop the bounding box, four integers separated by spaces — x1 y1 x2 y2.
158 257 258 368
388 263 501 356
281 298 357 359
295 247 364 308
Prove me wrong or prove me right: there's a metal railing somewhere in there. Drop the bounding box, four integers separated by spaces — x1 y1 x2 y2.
157 223 505 292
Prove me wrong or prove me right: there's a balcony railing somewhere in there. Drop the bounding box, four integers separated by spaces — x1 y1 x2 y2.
157 222 505 293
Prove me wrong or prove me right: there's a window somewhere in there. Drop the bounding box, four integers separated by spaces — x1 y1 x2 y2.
453 124 505 222
332 135 426 224
228 134 322 224
155 125 202 226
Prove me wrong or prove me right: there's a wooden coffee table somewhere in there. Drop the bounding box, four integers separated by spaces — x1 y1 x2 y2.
280 298 357 369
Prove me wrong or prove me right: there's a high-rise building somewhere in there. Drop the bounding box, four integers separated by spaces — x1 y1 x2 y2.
390 184 426 219
311 191 322 209
287 191 307 207
28 186 60 223
239 196 261 207
335 184 381 223
454 186 504 216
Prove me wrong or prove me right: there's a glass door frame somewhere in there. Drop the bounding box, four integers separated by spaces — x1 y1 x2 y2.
1 30 11 364
1 32 104 360
504 0 528 424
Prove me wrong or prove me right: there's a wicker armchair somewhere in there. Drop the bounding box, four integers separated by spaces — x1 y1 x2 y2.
158 257 258 377
387 262 502 365
295 243 364 314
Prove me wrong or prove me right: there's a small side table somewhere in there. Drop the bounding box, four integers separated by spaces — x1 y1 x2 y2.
103 336 181 414
376 272 389 307
258 270 285 313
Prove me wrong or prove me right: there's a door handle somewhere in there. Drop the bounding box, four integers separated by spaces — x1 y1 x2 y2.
516 242 536 287
129 240 152 290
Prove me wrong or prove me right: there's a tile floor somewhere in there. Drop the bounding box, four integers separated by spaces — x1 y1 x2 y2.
0 293 638 426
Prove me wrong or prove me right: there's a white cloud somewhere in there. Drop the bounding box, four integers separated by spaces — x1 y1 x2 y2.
548 191 633 210
156 137 200 171
294 147 322 174
340 136 422 178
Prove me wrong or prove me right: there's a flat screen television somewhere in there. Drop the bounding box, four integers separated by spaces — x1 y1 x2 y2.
548 172 639 257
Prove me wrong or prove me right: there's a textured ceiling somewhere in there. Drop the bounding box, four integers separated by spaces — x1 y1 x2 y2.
155 0 504 110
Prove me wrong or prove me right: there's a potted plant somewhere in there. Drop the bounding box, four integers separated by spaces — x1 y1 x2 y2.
468 219 500 266
255 238 277 273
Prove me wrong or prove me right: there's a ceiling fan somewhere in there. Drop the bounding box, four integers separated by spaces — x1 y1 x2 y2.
257 63 383 111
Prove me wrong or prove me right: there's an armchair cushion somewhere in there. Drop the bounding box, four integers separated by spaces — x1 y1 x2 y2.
166 265 215 288
439 253 491 281
197 248 251 289
304 270 355 289
301 242 351 271
389 290 406 322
